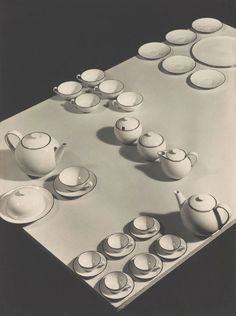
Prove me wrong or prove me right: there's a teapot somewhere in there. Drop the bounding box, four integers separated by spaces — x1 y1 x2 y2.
5 130 67 177
158 148 198 179
174 190 230 237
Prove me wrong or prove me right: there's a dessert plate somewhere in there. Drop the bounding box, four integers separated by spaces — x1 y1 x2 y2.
162 55 196 74
153 236 187 260
129 254 163 280
103 234 135 258
99 273 134 300
138 42 171 60
192 18 223 33
0 186 54 224
165 29 197 45
190 69 226 89
73 252 107 278
191 36 236 68
129 218 161 239
53 171 97 198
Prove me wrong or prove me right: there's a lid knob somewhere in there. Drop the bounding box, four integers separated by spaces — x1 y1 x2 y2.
146 131 154 137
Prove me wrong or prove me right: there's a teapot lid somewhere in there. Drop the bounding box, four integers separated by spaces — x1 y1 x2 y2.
189 194 217 212
21 132 51 149
139 131 164 147
115 117 140 131
166 148 186 161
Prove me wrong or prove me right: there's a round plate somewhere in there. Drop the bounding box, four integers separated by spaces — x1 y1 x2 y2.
190 69 226 89
129 219 161 240
192 18 223 33
129 254 163 280
53 171 97 198
153 236 187 260
99 273 134 300
103 234 135 258
162 55 196 74
73 252 107 278
165 29 197 45
191 36 236 68
138 42 171 60
0 186 54 224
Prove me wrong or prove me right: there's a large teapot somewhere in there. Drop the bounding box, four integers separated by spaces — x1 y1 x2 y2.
174 190 230 237
5 130 67 177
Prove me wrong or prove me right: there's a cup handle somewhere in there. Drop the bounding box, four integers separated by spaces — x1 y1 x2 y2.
126 243 133 248
82 180 93 190
70 98 76 104
188 151 198 167
152 265 161 271
5 130 23 152
147 228 156 234
53 86 59 95
96 263 104 269
76 74 82 82
214 203 230 228
122 285 131 291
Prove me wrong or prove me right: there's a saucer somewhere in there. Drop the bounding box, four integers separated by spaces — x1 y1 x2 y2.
53 171 97 198
162 55 196 74
191 36 236 68
138 42 171 60
192 18 223 33
190 69 226 89
0 186 54 224
129 219 161 240
153 236 187 260
129 253 163 280
103 234 135 258
73 252 107 278
99 273 134 300
165 29 197 45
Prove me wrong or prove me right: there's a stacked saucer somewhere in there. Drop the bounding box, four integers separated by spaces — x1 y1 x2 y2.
129 253 163 280
53 166 97 198
153 234 187 260
103 233 135 258
129 215 161 239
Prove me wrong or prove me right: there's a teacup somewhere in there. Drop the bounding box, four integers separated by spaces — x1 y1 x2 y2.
77 251 102 271
53 81 83 100
133 253 159 274
72 93 101 113
104 271 130 293
132 216 156 234
106 233 131 252
58 166 92 192
113 91 143 112
76 69 105 87
95 79 124 99
158 234 184 254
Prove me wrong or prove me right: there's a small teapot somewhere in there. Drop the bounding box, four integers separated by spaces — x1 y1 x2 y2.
5 130 67 177
158 148 198 179
174 190 230 237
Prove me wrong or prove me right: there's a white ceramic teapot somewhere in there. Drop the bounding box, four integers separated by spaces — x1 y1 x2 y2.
158 148 198 179
5 130 67 177
174 190 230 237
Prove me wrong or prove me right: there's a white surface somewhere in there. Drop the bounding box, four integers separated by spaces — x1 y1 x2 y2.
0 23 236 310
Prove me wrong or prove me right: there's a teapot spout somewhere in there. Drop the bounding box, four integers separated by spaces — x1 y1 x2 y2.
174 190 186 209
55 143 67 163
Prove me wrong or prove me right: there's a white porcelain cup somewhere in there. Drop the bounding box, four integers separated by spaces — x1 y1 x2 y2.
158 234 184 253
133 216 156 234
58 166 92 191
104 271 130 293
72 93 101 113
112 92 143 112
95 79 124 99
76 69 105 87
133 253 159 274
53 81 83 99
78 251 102 271
106 233 131 252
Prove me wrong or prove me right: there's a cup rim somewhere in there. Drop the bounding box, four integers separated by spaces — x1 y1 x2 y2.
78 250 101 269
117 92 143 107
106 232 129 250
104 271 128 291
58 166 90 188
133 253 156 271
159 234 181 252
98 79 124 95
81 69 105 83
75 93 101 108
57 81 83 96
133 216 155 232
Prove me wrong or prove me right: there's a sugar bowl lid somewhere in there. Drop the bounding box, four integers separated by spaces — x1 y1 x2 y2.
166 148 186 161
115 117 140 131
189 194 217 212
139 131 164 147
22 132 51 149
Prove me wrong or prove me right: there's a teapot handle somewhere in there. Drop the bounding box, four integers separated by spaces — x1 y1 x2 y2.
188 151 199 167
5 130 23 152
214 203 231 228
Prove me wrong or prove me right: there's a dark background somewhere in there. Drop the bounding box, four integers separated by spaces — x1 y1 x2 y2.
0 0 236 315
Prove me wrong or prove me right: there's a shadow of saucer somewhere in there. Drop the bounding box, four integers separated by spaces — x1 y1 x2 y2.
96 127 120 146
42 175 67 201
0 149 29 181
139 211 200 243
119 146 144 163
135 163 173 182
